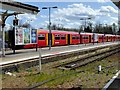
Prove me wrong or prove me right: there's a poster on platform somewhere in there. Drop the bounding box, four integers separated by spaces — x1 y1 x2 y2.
24 28 30 44
15 28 37 45
15 28 24 45
31 29 37 43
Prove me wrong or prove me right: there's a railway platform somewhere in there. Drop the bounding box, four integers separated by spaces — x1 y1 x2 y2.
0 42 120 66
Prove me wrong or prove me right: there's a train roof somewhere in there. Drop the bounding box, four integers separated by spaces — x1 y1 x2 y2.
52 30 78 34
37 29 49 33
105 34 115 36
37 29 79 34
80 32 93 35
97 33 104 35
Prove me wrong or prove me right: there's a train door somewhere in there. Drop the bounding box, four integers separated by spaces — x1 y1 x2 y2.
68 34 70 45
48 33 52 46
89 35 91 43
80 35 82 44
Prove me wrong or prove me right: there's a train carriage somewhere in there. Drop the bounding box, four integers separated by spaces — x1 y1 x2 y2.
98 34 104 43
118 35 120 41
80 33 93 44
52 30 68 46
37 29 49 47
115 35 118 41
112 35 116 42
68 32 80 45
106 34 112 42
116 35 118 41
116 35 120 41
104 35 108 42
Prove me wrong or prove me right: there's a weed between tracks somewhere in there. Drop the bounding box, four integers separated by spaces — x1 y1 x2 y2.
1 53 120 89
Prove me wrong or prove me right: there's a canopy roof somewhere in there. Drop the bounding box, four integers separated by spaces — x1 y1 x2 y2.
0 0 40 14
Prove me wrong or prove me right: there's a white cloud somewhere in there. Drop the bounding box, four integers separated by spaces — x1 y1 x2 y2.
110 16 118 22
97 0 110 3
97 0 106 3
53 3 97 22
40 3 118 29
103 20 108 24
50 3 101 28
63 4 93 15
52 17 70 26
100 6 118 14
18 14 37 21
40 15 48 18
44 21 49 25
109 21 118 26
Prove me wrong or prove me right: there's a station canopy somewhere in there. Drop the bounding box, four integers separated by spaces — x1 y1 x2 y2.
111 0 120 9
0 0 40 14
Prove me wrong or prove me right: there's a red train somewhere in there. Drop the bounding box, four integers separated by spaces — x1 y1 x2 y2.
22 29 120 49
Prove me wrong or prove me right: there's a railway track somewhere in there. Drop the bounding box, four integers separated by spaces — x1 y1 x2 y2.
55 45 120 70
1 43 120 73
28 51 120 90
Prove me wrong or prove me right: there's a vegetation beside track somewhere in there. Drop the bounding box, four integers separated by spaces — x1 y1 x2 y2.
1 52 120 89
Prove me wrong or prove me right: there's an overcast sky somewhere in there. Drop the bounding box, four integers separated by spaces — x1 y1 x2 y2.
4 0 119 30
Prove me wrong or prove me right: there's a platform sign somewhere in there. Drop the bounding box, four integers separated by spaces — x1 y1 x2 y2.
15 27 37 45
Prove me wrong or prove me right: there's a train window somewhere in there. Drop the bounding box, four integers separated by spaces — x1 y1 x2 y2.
76 36 80 39
61 35 66 40
72 36 76 39
55 34 60 37
99 36 103 39
83 36 88 39
61 37 66 40
55 34 60 40
55 37 60 40
108 37 111 39
61 35 65 37
38 34 45 40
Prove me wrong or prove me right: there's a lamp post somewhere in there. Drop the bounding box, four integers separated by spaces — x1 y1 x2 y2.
80 17 91 32
42 6 57 50
80 17 91 45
